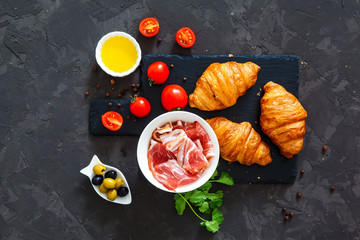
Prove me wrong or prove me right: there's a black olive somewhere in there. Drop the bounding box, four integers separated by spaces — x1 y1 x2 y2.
118 187 129 197
105 170 117 179
92 175 103 185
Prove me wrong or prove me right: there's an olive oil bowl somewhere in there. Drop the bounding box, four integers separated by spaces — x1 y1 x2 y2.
95 31 141 77
80 155 132 205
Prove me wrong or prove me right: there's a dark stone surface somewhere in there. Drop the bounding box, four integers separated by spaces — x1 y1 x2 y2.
0 0 359 239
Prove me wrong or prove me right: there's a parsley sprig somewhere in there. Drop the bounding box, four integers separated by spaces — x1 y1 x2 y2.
174 170 234 233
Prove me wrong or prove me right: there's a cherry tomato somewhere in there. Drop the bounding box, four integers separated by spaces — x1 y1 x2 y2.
130 96 151 118
101 111 123 131
139 17 159 37
161 85 188 111
176 27 196 48
147 61 169 85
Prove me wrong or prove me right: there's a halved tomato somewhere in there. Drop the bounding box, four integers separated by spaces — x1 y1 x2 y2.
176 27 195 48
139 17 160 37
101 111 123 131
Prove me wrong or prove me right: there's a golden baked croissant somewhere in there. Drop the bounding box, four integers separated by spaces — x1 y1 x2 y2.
260 81 307 158
189 62 260 111
206 117 272 166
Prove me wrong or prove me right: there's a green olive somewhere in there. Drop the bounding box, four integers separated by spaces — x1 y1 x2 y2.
115 178 124 189
107 189 117 201
103 178 116 189
93 164 106 175
99 183 108 193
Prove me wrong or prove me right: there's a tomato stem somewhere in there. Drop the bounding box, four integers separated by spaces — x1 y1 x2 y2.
130 96 137 103
148 78 155 86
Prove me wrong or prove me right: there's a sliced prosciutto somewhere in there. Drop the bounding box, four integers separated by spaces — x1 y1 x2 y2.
160 129 209 174
181 122 215 160
152 159 200 191
148 140 174 172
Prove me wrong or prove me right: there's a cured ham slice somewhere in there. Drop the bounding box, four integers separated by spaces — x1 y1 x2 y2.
152 159 200 191
148 140 174 172
160 129 209 174
182 122 215 160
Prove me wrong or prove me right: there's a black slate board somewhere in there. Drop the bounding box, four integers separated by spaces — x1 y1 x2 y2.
90 54 299 183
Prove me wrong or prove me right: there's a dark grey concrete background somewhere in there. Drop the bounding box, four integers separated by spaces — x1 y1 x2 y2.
0 0 359 239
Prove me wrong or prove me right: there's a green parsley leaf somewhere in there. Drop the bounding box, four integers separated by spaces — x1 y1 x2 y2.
188 190 207 205
204 220 220 233
213 172 234 186
198 182 212 192
212 208 224 225
206 190 223 200
199 201 209 213
210 169 218 180
209 198 222 209
174 194 186 215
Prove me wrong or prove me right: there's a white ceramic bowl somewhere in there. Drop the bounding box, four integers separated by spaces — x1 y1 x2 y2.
137 111 220 193
80 155 132 205
95 31 141 77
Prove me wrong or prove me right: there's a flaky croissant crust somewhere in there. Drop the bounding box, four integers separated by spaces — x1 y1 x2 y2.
189 62 260 111
260 81 307 158
206 117 272 166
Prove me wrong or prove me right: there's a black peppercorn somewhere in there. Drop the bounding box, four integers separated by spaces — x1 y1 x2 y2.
106 92 110 97
297 192 302 198
108 102 112 107
282 207 287 212
136 84 140 88
323 145 328 151
133 88 138 92
127 115 130 120
125 86 129 90
117 103 121 107
290 212 294 217
183 77 187 81
110 79 116 85
92 65 98 71
300 170 305 175
330 186 335 191
117 93 122 98
111 87 115 91
170 64 174 68
131 83 136 87
158 38 162 43
85 91 89 96
284 216 289 221
96 84 100 89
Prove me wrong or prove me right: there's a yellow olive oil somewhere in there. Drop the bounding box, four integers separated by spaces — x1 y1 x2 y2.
101 36 137 73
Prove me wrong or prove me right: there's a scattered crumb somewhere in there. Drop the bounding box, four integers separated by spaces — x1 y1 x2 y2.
257 177 261 180
228 54 233 57
257 92 260 96
255 120 258 124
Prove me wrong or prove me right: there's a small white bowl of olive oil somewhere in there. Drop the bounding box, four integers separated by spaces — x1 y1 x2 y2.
95 31 142 77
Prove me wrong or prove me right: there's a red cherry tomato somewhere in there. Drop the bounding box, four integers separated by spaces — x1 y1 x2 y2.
139 17 159 37
161 85 188 111
147 61 169 85
176 27 195 48
130 96 151 118
101 111 123 131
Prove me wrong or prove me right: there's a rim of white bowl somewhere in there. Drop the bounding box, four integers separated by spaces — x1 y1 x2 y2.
95 31 142 77
137 111 220 193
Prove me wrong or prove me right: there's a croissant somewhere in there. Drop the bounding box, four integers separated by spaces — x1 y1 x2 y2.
189 62 260 111
260 81 307 158
206 117 272 166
